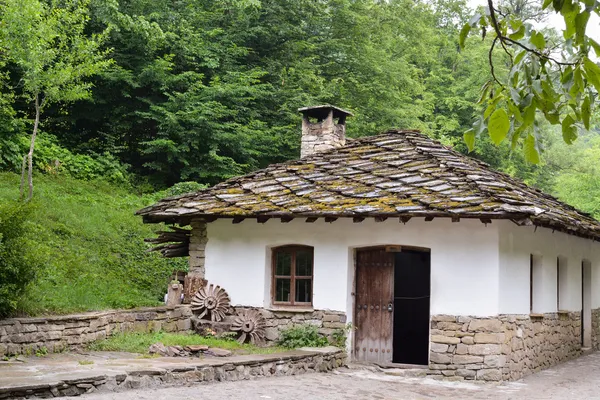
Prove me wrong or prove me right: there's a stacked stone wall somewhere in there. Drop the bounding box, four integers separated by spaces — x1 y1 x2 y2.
193 307 347 345
429 312 582 382
592 308 600 350
0 305 193 356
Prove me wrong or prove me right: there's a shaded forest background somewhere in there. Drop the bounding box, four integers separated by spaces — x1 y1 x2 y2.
0 0 599 315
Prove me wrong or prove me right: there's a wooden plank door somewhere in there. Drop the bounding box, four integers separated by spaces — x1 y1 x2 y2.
354 248 394 363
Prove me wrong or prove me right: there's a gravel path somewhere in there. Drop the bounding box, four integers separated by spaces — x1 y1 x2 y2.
83 352 600 400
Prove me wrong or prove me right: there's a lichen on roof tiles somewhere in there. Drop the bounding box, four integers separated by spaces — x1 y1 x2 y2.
137 129 600 241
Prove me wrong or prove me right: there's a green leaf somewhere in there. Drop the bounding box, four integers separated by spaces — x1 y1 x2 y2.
542 0 553 9
589 38 600 57
522 103 536 128
459 23 471 50
524 134 540 164
469 13 482 27
530 32 546 49
575 12 590 45
583 58 600 92
561 115 578 144
514 50 527 65
488 109 510 145
553 0 565 12
509 25 525 40
582 95 591 130
464 129 476 152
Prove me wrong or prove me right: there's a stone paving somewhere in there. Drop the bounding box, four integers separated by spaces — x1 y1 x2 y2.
82 351 600 400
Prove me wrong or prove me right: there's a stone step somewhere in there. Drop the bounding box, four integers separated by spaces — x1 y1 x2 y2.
382 368 429 378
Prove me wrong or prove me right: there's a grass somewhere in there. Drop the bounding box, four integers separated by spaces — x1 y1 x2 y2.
86 332 286 355
0 172 187 316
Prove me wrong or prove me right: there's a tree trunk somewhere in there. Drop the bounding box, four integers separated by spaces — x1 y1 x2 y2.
23 94 40 202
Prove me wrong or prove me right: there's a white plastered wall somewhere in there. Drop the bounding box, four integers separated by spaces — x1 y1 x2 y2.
498 220 600 314
204 218 501 322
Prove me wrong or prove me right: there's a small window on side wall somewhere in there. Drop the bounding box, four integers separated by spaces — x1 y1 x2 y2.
272 245 314 307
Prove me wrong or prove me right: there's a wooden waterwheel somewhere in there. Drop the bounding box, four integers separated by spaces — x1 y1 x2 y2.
232 309 266 344
190 283 231 322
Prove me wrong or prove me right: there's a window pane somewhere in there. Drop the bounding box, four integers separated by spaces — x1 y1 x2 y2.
275 251 292 276
295 279 312 303
296 249 313 276
275 278 291 302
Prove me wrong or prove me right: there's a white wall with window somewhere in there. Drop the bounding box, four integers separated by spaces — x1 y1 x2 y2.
204 217 501 319
498 220 600 314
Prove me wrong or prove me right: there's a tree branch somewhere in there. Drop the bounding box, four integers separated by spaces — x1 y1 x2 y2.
487 0 576 66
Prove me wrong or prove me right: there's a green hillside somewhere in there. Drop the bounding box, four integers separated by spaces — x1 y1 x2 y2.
0 173 185 316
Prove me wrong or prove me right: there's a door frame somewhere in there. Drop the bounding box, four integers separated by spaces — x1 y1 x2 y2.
351 245 431 364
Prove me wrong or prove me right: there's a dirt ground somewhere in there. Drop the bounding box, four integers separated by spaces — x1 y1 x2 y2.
83 351 600 400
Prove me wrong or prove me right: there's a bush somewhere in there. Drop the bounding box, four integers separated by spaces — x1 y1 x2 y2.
278 324 329 349
0 202 37 318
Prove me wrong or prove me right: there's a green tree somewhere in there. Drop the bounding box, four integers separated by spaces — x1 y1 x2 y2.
0 0 111 200
0 203 36 318
461 0 600 161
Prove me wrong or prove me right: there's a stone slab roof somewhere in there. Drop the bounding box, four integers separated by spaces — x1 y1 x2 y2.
137 130 600 240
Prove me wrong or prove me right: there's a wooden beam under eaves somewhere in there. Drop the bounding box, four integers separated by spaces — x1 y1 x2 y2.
280 216 294 223
353 217 365 223
375 216 388 222
399 216 412 224
480 218 492 225
324 217 338 223
451 216 460 223
204 216 218 223
305 217 318 223
232 217 245 224
257 216 270 224
424 216 434 222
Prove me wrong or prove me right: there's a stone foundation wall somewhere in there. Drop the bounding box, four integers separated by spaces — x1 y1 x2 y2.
0 348 346 399
592 308 600 350
0 305 193 356
193 307 347 345
429 312 582 382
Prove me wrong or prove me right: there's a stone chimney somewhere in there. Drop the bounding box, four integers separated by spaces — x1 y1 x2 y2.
298 105 353 158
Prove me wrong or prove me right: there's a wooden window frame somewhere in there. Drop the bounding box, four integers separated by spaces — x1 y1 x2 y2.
271 245 314 307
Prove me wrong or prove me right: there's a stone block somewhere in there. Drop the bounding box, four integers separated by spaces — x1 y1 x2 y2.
474 333 505 344
456 368 476 378
430 343 448 353
484 355 506 367
455 343 468 355
468 344 501 356
452 355 483 365
431 315 457 322
461 336 474 345
429 352 451 364
468 319 503 332
476 368 502 381
431 335 460 345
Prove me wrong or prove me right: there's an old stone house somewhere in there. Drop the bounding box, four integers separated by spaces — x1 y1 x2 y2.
138 105 600 382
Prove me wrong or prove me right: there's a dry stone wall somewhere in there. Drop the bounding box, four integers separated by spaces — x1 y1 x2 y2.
0 306 193 356
429 312 582 382
193 307 347 345
592 308 600 350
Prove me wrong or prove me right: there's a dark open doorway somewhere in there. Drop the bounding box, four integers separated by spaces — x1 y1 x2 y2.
354 246 431 366
393 250 431 365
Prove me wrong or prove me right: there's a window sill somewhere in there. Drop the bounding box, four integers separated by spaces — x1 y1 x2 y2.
267 306 315 313
529 313 544 319
557 310 570 315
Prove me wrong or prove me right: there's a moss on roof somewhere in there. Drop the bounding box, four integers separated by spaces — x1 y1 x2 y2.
137 130 600 240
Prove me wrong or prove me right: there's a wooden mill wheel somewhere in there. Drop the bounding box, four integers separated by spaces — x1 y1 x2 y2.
232 309 266 344
190 283 231 322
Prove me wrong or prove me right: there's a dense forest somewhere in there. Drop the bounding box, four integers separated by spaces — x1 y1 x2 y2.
0 0 599 316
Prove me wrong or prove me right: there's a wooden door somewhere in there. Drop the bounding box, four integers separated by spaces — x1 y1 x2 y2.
354 248 394 363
